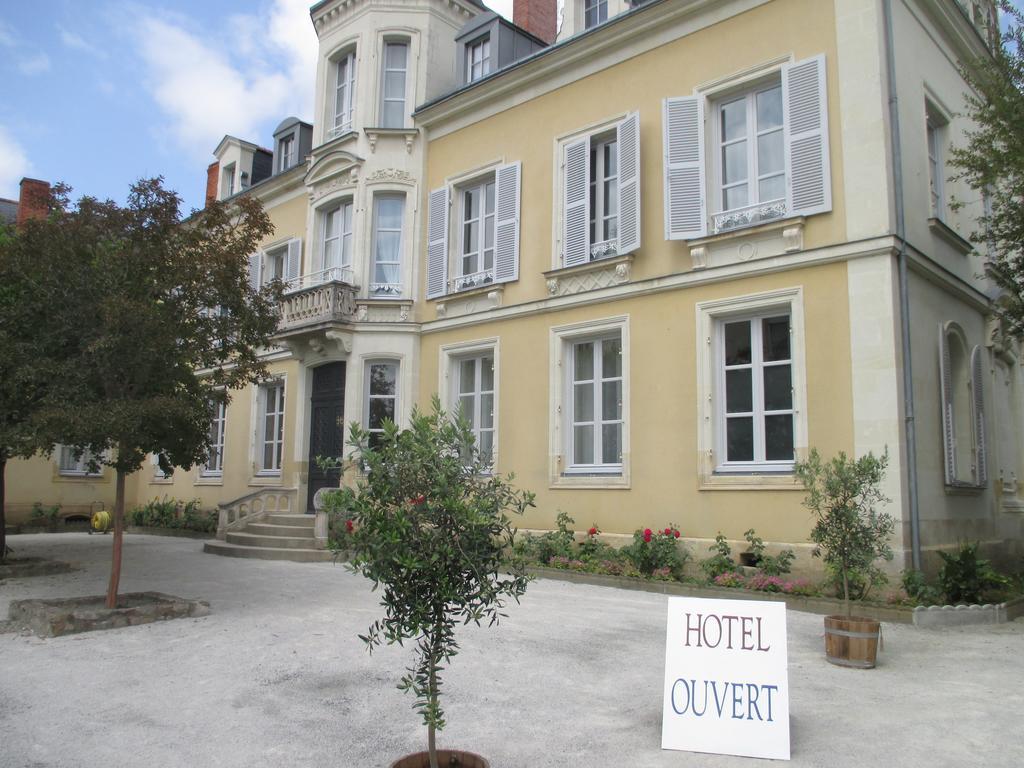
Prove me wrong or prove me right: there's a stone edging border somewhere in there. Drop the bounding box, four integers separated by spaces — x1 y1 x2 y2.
125 526 217 540
912 596 1024 627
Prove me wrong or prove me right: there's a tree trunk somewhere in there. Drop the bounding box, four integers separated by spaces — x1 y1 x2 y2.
105 465 127 609
0 453 7 562
842 569 850 619
427 653 439 768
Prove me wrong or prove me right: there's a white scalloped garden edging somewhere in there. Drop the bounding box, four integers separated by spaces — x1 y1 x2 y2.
912 597 1024 627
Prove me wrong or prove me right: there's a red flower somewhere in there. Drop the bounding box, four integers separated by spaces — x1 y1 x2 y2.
643 528 652 543
588 527 597 536
345 519 354 533
673 530 681 539
664 527 672 536
410 495 426 505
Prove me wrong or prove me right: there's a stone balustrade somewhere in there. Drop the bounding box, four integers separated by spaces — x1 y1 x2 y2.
277 280 358 335
216 488 298 538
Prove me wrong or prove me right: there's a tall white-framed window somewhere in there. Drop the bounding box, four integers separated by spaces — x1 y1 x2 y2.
371 193 404 296
589 133 619 251
559 113 640 268
664 54 831 240
466 36 490 82
333 50 357 137
222 163 236 198
365 360 399 449
321 200 354 282
203 400 227 477
380 41 408 128
264 244 286 284
717 313 794 469
458 177 496 288
695 288 807 486
455 353 495 464
277 135 295 173
939 322 987 488
584 0 608 28
550 316 629 486
257 380 285 475
715 81 785 217
58 446 103 477
926 105 947 221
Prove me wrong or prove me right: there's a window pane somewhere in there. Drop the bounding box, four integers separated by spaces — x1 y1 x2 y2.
574 383 594 422
464 221 479 255
763 365 792 411
602 337 621 378
762 316 790 361
264 443 275 470
759 175 786 203
721 99 746 141
485 181 495 214
726 369 753 413
602 380 621 421
724 321 752 365
481 356 494 390
602 423 621 464
464 187 478 220
459 359 476 394
370 363 396 396
765 414 794 460
574 342 594 381
605 141 617 177
757 130 784 177
724 185 748 211
384 71 406 98
756 86 783 130
481 393 494 429
727 417 754 462
385 42 407 69
369 398 394 429
574 426 594 464
723 141 748 185
377 197 404 229
479 430 493 458
382 102 404 128
458 394 475 427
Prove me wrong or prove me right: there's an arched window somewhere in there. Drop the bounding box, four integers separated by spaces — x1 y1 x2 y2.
939 322 987 487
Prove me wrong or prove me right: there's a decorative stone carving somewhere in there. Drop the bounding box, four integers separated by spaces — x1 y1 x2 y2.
366 168 414 184
430 288 503 320
547 279 559 295
614 262 630 283
436 303 448 318
737 242 757 262
689 245 708 270
325 330 353 354
356 304 368 321
399 305 410 322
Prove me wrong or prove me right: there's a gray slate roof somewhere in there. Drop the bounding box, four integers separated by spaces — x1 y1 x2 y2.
0 198 17 226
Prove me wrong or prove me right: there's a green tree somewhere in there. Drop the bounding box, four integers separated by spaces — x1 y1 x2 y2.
11 178 279 606
794 449 895 617
331 399 533 768
949 4 1024 334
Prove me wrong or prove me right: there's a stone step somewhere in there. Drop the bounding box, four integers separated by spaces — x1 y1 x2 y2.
203 540 335 563
244 523 315 538
265 514 315 527
226 532 317 549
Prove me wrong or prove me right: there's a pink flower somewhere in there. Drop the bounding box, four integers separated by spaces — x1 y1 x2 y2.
664 527 672 536
643 528 652 543
588 527 597 536
673 530 681 539
345 519 354 533
410 495 426 505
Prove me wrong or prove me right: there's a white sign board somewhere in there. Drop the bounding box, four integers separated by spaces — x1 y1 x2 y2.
662 596 790 760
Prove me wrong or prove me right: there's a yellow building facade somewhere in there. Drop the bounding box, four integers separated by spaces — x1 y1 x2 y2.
6 0 1021 574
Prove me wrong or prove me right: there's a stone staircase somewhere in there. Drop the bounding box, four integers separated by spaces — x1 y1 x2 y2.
203 488 334 563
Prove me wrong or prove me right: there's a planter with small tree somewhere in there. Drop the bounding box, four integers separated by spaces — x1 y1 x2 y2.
330 399 534 768
795 448 894 669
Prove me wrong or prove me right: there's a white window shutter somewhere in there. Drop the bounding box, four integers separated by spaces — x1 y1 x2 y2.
248 252 261 292
426 186 449 299
783 54 831 217
970 344 987 486
494 161 521 283
663 96 706 240
939 327 956 485
563 137 590 267
285 239 301 283
617 112 641 255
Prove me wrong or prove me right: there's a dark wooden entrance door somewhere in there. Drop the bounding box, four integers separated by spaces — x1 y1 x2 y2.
306 362 346 513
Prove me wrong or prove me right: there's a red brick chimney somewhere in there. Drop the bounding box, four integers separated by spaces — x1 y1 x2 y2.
514 0 556 45
205 161 220 206
16 178 50 227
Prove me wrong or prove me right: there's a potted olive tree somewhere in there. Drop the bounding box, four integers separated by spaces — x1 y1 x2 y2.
794 449 894 669
330 398 534 768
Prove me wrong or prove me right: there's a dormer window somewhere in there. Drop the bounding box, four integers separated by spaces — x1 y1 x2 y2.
466 36 490 83
278 135 295 173
334 51 356 137
584 0 608 29
380 41 408 128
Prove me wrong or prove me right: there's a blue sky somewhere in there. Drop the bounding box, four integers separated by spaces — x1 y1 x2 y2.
0 0 1014 213
0 0 513 212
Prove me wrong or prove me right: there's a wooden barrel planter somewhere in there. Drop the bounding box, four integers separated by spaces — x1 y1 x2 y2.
390 750 489 768
824 615 880 669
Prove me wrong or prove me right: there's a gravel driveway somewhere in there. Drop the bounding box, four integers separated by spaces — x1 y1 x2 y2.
1 533 1021 768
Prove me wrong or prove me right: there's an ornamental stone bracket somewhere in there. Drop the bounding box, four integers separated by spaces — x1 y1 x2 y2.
364 168 416 186
543 255 633 297
435 287 504 319
364 129 419 155
354 299 414 323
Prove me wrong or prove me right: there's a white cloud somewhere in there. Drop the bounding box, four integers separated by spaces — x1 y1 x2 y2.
18 52 51 75
58 25 109 59
0 126 32 199
132 0 316 161
0 20 16 48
